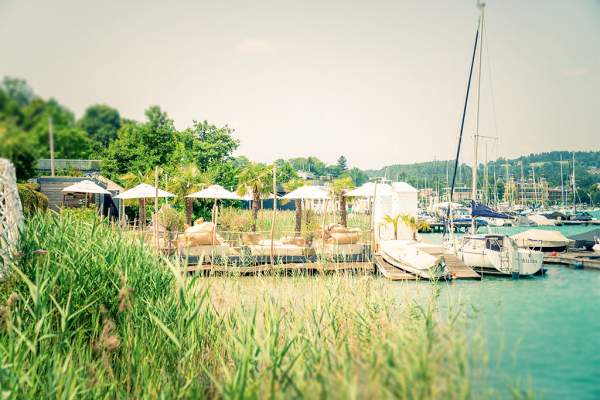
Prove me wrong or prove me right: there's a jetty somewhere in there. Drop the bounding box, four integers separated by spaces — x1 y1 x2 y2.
544 252 600 271
184 261 374 275
374 252 480 281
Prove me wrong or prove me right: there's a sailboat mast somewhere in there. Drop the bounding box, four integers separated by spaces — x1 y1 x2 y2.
572 152 576 213
560 154 564 209
472 2 485 208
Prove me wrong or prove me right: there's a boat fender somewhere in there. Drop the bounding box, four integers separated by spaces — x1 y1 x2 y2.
551 251 557 257
511 272 520 280
574 261 584 270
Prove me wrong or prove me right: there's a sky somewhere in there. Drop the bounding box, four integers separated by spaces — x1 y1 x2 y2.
1 0 599 170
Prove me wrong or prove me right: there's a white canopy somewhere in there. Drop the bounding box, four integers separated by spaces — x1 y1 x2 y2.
62 180 111 195
187 184 242 200
344 182 392 198
242 191 275 201
282 185 329 200
114 183 175 200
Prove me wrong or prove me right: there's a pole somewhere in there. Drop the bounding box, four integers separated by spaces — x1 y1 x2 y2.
572 152 577 213
270 165 277 263
48 116 55 176
154 167 159 249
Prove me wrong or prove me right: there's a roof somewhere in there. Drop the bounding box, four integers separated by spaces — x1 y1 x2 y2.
344 182 392 198
392 182 418 193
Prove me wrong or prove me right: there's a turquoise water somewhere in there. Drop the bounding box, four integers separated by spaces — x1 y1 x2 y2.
416 224 600 399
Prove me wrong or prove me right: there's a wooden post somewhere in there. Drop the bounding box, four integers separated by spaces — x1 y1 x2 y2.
48 116 55 177
154 167 159 249
212 198 217 246
270 165 277 264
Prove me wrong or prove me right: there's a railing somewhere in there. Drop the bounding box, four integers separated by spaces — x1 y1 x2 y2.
0 159 24 277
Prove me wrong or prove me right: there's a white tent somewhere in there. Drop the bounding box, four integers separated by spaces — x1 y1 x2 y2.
187 185 242 200
62 180 111 195
282 186 329 200
115 183 175 199
391 182 418 218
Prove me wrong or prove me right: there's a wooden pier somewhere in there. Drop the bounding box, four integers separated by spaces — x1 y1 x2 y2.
374 252 480 281
184 261 375 275
543 252 600 271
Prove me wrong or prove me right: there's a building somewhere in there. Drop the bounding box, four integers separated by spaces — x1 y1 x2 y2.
37 159 101 175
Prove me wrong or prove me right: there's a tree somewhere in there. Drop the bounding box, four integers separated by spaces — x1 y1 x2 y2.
173 120 239 169
54 127 94 159
383 214 401 240
0 122 38 180
274 159 298 184
349 167 368 186
168 164 213 225
78 104 121 147
237 163 273 232
102 107 177 179
331 176 355 227
119 170 155 227
1 77 34 107
283 178 304 235
400 214 418 240
337 155 348 172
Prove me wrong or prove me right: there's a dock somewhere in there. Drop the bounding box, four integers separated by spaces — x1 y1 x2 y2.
374 252 480 281
543 252 600 271
184 261 375 275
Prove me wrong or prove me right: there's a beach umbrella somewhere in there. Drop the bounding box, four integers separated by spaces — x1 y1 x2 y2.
187 184 242 200
114 183 175 228
62 180 111 195
114 183 175 200
61 179 111 210
282 185 329 200
187 185 242 225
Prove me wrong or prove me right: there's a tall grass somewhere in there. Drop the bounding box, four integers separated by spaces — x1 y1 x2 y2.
0 211 473 398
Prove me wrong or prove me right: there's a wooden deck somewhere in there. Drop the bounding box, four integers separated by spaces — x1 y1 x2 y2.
544 252 600 271
374 253 480 281
420 247 481 280
184 261 375 275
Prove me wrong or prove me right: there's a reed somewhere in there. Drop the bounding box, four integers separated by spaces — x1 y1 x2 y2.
0 210 474 398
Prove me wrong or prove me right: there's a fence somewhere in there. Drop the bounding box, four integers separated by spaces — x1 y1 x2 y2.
0 159 24 277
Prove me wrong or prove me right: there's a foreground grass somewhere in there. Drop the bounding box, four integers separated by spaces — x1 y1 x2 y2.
0 211 472 398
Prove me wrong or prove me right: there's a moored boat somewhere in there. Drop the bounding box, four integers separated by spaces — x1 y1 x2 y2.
379 240 449 280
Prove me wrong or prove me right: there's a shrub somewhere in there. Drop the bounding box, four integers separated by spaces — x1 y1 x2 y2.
17 183 48 215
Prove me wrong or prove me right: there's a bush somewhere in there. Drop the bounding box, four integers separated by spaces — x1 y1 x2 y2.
17 183 48 215
155 203 184 232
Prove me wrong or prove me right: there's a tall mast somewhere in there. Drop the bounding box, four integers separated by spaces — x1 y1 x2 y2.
572 152 577 213
560 154 564 209
520 161 525 206
471 1 485 209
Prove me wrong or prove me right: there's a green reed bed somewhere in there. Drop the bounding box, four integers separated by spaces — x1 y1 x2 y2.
0 211 472 399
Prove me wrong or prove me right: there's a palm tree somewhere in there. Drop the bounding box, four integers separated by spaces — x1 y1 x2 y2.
400 214 418 240
383 214 401 239
331 176 355 227
237 162 273 232
168 164 213 225
283 178 304 235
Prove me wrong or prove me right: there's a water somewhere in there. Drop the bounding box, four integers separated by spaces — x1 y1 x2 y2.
416 224 600 399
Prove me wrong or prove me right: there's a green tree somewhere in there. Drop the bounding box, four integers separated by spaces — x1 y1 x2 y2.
0 122 38 180
102 106 177 179
78 104 121 147
54 127 94 159
173 120 239 169
237 163 273 232
168 164 213 225
1 77 34 107
349 167 368 186
337 155 348 171
274 159 299 184
331 176 355 227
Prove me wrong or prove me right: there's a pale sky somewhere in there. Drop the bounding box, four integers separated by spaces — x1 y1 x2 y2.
1 0 598 169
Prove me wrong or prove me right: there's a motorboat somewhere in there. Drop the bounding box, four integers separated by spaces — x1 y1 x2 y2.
379 240 449 280
456 234 544 276
511 229 574 252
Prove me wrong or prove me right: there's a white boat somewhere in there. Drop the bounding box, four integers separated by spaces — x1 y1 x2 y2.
593 239 600 253
379 240 449 280
457 234 544 276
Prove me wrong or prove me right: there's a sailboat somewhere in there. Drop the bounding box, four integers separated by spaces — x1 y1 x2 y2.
446 1 543 277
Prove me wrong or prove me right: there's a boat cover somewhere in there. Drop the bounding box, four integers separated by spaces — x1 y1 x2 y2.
528 214 556 226
511 229 574 248
471 201 511 219
568 229 600 250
